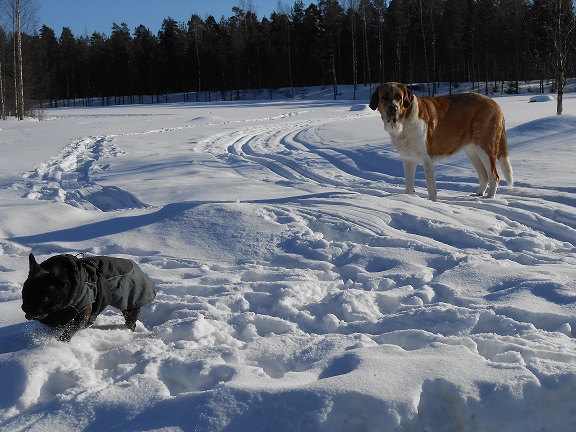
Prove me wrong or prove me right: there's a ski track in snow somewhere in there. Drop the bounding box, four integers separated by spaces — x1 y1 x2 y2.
3 102 576 430
19 135 148 211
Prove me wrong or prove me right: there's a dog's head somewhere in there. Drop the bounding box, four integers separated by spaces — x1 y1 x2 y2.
369 83 414 128
21 253 71 321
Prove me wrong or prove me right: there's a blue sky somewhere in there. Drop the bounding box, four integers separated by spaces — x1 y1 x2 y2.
35 0 287 37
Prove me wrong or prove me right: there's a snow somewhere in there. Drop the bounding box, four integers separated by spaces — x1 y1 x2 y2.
529 94 555 102
1 84 575 431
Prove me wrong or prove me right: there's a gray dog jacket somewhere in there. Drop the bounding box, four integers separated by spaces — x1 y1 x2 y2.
38 254 157 327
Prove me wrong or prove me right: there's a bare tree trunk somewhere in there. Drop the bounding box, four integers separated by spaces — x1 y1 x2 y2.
277 5 294 100
349 0 358 99
9 0 26 119
332 49 338 100
13 30 19 117
542 0 575 115
16 0 25 120
14 0 24 120
429 0 437 95
362 0 372 92
191 19 202 102
376 0 385 83
0 55 5 120
418 0 431 95
0 34 5 120
286 22 294 100
556 64 564 115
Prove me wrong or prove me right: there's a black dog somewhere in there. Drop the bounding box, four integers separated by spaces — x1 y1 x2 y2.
22 253 157 341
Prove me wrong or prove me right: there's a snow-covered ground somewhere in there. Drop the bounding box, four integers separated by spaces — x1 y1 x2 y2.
0 84 575 431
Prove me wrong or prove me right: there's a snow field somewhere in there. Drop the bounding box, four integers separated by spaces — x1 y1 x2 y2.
0 86 575 431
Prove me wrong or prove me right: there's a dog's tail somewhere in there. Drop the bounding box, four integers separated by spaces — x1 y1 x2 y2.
498 130 514 187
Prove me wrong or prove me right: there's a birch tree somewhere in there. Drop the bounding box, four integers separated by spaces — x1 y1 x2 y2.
275 2 295 99
319 0 344 100
345 0 358 99
543 0 575 114
14 0 24 119
360 0 372 90
373 0 386 83
1 0 36 118
188 15 203 101
0 28 5 119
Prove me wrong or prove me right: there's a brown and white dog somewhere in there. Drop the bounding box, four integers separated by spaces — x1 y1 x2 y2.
369 82 513 201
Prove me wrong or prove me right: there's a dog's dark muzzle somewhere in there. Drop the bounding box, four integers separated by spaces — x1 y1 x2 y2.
22 308 48 321
22 301 51 321
386 104 399 123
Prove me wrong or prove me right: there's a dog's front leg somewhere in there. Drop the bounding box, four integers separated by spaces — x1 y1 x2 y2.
122 307 140 331
402 160 417 195
59 305 93 342
422 158 437 201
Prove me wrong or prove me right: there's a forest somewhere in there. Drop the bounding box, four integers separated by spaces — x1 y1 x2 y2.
1 0 575 115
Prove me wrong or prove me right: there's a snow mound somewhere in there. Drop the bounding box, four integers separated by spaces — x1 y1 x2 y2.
529 94 554 102
508 114 576 140
349 104 369 112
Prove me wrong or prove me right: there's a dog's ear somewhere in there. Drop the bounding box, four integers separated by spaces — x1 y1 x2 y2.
403 87 413 109
28 253 45 277
369 88 380 111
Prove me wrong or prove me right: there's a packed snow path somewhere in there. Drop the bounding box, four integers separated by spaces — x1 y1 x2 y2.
1 90 575 431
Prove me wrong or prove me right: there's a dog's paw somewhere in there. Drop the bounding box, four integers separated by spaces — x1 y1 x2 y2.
122 307 141 332
58 332 72 342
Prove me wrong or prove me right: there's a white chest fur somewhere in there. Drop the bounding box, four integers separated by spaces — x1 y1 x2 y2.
383 98 428 162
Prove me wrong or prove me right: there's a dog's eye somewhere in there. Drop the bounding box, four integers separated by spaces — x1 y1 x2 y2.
394 94 402 101
41 296 50 305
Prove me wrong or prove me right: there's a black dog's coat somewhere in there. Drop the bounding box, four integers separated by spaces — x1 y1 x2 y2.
22 253 157 341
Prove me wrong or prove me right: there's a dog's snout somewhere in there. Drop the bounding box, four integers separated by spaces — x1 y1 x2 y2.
386 104 397 114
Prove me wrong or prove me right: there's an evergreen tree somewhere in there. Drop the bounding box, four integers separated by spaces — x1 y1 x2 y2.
158 18 187 96
58 27 77 105
132 25 158 101
4 0 576 116
110 22 132 103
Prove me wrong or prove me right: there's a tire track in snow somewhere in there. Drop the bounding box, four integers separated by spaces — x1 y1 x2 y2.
224 127 348 187
199 111 398 192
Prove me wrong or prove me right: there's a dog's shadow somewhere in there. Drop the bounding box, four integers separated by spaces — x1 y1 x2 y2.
0 322 52 354
0 322 149 355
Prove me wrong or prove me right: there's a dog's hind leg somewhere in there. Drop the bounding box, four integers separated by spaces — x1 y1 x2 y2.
122 307 140 331
464 145 489 196
475 147 499 198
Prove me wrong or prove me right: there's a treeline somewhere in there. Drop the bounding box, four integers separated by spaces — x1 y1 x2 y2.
1 0 575 113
